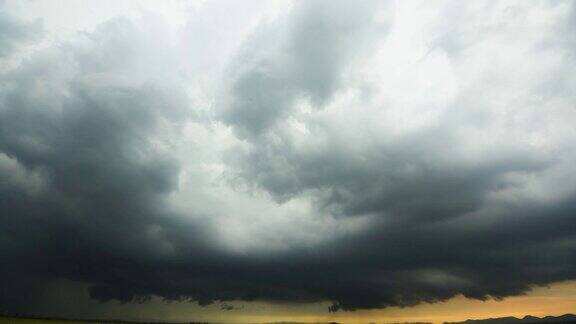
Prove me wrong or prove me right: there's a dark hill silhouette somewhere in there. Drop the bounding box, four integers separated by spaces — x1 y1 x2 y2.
444 314 576 324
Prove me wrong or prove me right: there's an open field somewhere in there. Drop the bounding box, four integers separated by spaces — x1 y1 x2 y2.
0 316 197 324
0 317 90 324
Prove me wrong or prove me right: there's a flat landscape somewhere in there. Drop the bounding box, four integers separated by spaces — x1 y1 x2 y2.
0 318 85 324
0 317 203 324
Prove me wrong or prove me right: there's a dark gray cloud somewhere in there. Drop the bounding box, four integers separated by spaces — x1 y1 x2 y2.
0 16 205 313
1 0 576 319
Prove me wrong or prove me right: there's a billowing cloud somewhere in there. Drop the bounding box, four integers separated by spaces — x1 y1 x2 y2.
1 0 576 318
219 0 394 136
0 2 41 58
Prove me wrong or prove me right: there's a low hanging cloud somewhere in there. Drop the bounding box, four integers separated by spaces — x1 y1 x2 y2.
1 0 576 317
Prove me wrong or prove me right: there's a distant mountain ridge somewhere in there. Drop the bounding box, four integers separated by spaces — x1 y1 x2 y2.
444 314 576 324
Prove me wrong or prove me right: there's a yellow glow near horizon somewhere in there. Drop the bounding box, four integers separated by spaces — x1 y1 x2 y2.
313 281 576 324
40 280 576 323
206 281 576 324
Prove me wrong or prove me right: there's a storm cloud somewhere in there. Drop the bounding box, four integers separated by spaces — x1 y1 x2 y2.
1 0 576 317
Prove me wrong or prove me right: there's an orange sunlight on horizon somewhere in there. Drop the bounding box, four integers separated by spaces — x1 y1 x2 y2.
39 280 576 324
318 281 576 324
209 281 576 324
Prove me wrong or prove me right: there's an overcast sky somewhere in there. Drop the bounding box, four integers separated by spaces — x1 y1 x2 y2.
1 0 576 322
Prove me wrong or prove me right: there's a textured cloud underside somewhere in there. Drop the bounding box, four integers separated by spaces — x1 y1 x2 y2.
1 0 576 314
